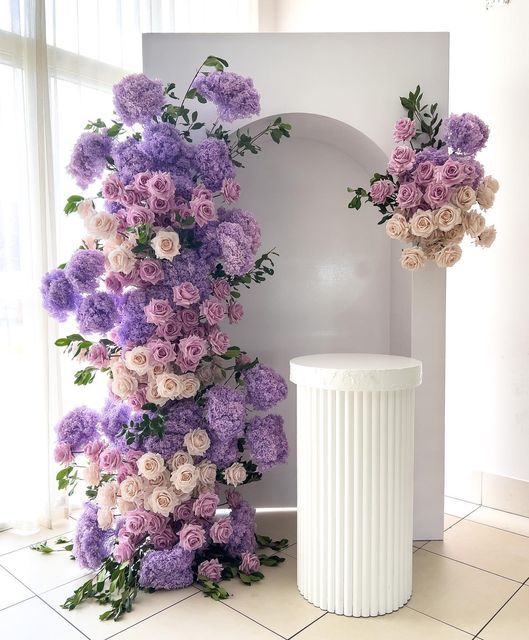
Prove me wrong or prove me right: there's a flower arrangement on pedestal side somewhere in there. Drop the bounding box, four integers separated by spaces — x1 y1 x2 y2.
38 55 293 621
347 86 498 270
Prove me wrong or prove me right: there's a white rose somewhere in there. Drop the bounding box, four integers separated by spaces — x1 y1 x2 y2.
107 245 136 274
224 462 247 487
95 481 118 507
85 211 119 240
111 372 138 399
148 485 178 516
197 460 217 487
169 450 194 471
124 346 151 376
178 373 201 399
97 507 114 530
434 205 461 232
142 470 171 495
77 199 94 220
156 373 183 399
170 463 198 494
184 428 211 456
451 186 476 211
137 452 166 480
476 185 495 210
151 230 181 260
119 475 143 503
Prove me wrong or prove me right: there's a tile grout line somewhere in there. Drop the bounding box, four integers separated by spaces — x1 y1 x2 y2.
471 576 529 640
404 604 475 637
287 612 328 639
0 595 35 613
219 598 287 639
462 516 529 541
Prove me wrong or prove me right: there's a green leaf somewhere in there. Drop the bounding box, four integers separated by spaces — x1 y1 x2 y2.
106 122 123 137
64 195 84 215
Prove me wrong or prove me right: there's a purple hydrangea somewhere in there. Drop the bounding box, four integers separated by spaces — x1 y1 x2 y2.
221 208 262 253
193 71 260 122
67 132 112 189
144 399 202 459
172 174 194 200
414 146 449 166
113 138 152 184
246 414 288 471
56 406 99 450
142 123 196 175
216 222 254 276
196 222 222 267
444 113 490 156
100 399 131 446
115 318 155 347
41 269 79 321
161 249 212 299
244 364 288 411
225 499 257 557
65 250 105 293
113 74 165 126
76 291 118 335
207 435 239 468
138 546 195 589
205 386 246 441
195 138 235 191
73 502 114 570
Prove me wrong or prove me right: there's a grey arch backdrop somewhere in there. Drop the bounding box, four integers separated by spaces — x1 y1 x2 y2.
143 32 449 540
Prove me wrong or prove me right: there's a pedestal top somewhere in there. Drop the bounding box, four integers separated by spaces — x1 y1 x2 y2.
290 353 422 391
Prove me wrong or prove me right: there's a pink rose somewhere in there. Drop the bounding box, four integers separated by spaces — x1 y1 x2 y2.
99 447 122 472
476 225 496 248
152 526 177 550
129 387 147 412
221 178 241 204
210 517 233 544
87 342 110 368
388 145 416 175
178 335 208 370
117 461 139 483
393 117 416 142
190 196 217 227
124 509 149 536
435 243 462 268
209 327 229 355
120 187 142 208
396 182 422 210
102 174 124 201
414 161 435 186
213 279 230 300
145 512 166 535
192 185 212 201
239 551 260 574
113 539 136 563
175 500 195 522
227 302 244 324
54 442 74 465
226 489 242 508
439 159 464 186
173 282 200 307
235 354 251 367
84 461 101 486
84 439 105 462
126 205 155 227
144 299 174 325
148 195 172 214
105 273 123 294
179 308 199 329
179 523 206 551
193 492 220 519
138 258 164 285
200 298 225 326
147 172 174 199
133 171 153 194
155 318 182 341
198 558 223 581
400 247 427 271
369 179 395 205
148 339 176 364
424 181 450 208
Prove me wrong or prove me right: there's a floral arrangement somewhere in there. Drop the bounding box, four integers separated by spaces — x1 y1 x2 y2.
347 86 498 270
39 56 292 621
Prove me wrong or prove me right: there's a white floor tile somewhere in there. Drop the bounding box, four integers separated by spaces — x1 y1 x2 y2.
0 596 86 639
0 519 74 556
115 592 281 639
479 584 529 640
0 566 33 610
468 506 529 538
42 576 198 640
284 543 297 558
444 497 479 518
444 514 461 530
0 532 91 593
424 519 529 582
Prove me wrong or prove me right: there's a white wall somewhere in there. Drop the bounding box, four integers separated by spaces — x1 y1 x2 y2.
271 0 529 502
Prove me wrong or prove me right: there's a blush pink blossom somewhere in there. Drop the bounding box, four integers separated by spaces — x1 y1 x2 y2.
54 442 74 465
179 308 199 329
127 205 155 227
210 517 233 544
179 523 206 551
209 327 229 355
84 439 105 462
102 174 124 201
145 512 166 535
424 181 450 208
198 558 223 581
105 273 123 294
124 509 149 536
239 551 260 574
439 159 464 186
120 187 142 208
192 185 212 201
178 334 208 371
133 171 152 194
144 299 174 325
414 161 435 186
129 386 147 412
388 145 416 175
200 298 225 326
148 195 172 214
175 501 195 522
393 117 416 142
227 302 244 324
190 196 217 227
152 526 178 550
99 446 122 472
369 179 395 205
155 317 182 341
221 178 241 204
193 492 219 519
87 342 110 368
213 279 231 300
113 538 136 563
173 282 200 307
147 172 174 199
396 182 423 210
148 339 176 364
138 258 164 285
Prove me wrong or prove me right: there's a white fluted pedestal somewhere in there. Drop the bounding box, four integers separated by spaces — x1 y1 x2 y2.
290 353 422 617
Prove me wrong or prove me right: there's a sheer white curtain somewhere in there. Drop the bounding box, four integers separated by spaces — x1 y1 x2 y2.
0 0 258 532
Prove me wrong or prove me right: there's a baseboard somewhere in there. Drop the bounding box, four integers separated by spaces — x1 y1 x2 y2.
482 472 529 518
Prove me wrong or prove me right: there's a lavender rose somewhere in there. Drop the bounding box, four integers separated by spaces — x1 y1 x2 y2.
198 558 223 581
173 282 200 307
387 145 416 175
210 517 233 544
369 179 395 205
424 181 450 208
193 491 219 519
393 117 416 142
179 523 206 551
396 182 422 210
239 551 260 574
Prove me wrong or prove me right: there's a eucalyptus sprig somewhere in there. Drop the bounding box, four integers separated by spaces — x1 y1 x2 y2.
31 537 73 554
229 117 291 167
197 576 230 601
213 249 278 294
255 534 289 552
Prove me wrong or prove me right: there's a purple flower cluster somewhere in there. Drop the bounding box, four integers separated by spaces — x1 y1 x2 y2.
56 406 99 450
195 138 235 191
65 250 105 293
216 222 254 276
226 499 257 557
194 71 260 122
112 138 152 185
444 113 490 156
205 386 246 441
73 503 114 569
144 399 202 459
41 269 79 321
67 132 112 189
113 74 165 126
247 414 288 471
244 364 288 411
138 546 195 589
99 399 131 446
76 292 118 334
207 436 239 468
142 123 196 176
221 208 262 254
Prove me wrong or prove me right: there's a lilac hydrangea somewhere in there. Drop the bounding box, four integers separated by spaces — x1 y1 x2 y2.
73 503 114 570
76 291 118 334
41 268 79 321
221 208 262 253
67 132 112 189
414 146 449 166
56 406 99 450
113 74 165 126
205 386 246 441
216 221 254 276
247 414 288 471
142 123 196 175
161 249 212 299
243 364 288 411
194 71 260 122
226 499 257 557
195 138 235 191
444 113 490 156
65 250 105 293
99 399 131 445
113 138 152 184
138 546 194 589
207 435 239 468
144 399 202 458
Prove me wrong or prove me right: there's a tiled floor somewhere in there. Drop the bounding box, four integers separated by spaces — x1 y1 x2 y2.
1 500 529 639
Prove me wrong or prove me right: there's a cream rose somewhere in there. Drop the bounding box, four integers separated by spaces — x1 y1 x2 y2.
107 245 136 275
120 475 143 503
83 462 101 486
462 211 486 238
444 224 465 244
77 199 94 220
116 497 135 515
124 346 151 376
85 211 119 240
148 485 178 516
184 428 211 456
197 460 217 487
400 247 426 271
149 362 167 379
410 210 435 238
95 481 118 508
476 185 495 210
178 373 201 399
385 213 409 240
151 230 181 260
451 185 476 211
111 372 138 399
483 175 499 194
156 373 183 400
137 452 166 480
97 507 114 530
146 381 168 406
435 243 462 268
476 225 497 248
170 463 198 494
169 451 194 471
434 205 461 232
224 462 247 487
